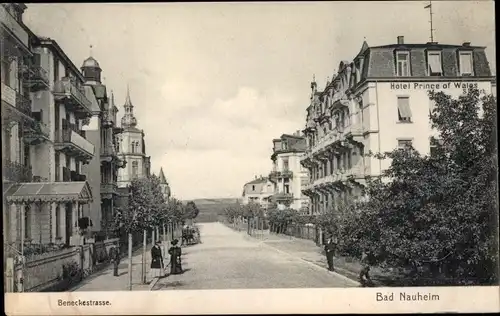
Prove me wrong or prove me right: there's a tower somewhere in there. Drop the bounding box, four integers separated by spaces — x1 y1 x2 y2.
116 85 146 188
81 56 102 85
158 167 171 200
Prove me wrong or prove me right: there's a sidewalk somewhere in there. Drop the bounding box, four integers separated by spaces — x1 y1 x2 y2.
249 231 391 285
71 246 154 292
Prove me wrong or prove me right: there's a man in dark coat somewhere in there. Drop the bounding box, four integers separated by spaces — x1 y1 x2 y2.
150 240 165 280
109 246 120 277
324 237 336 272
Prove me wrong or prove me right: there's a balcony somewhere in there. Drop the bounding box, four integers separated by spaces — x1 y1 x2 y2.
54 129 95 163
343 164 366 182
101 182 118 198
100 145 117 163
3 160 32 183
344 123 364 143
0 5 29 51
273 192 294 201
269 169 293 180
70 170 87 182
53 77 92 118
20 63 50 92
23 119 50 145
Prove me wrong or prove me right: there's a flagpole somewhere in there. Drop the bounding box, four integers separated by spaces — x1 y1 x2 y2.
425 1 434 42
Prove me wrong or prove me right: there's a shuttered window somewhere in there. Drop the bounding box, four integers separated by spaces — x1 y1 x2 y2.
459 52 473 75
397 97 412 122
427 52 442 76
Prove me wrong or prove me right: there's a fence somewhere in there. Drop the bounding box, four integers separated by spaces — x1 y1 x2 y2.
7 238 122 293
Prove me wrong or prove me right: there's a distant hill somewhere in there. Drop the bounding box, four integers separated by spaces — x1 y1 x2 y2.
183 198 240 223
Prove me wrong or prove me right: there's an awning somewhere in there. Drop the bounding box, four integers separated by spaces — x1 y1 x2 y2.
4 181 93 204
397 97 412 119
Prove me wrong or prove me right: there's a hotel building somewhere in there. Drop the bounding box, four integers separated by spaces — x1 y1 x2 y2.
270 133 310 213
2 3 98 250
301 36 495 215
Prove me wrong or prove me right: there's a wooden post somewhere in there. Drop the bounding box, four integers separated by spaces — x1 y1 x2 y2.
128 233 133 291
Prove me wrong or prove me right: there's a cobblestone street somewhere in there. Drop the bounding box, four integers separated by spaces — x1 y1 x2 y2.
153 223 358 290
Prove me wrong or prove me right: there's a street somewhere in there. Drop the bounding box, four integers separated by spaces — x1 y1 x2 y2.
154 222 358 290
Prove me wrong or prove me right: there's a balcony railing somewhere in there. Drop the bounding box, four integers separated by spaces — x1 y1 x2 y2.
273 192 294 201
53 77 92 116
21 64 50 91
0 5 29 48
15 92 32 117
70 170 87 182
3 160 32 183
56 129 95 160
101 183 118 195
24 120 50 145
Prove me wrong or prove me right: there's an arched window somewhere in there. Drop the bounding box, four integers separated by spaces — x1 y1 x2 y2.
344 108 351 127
132 161 138 178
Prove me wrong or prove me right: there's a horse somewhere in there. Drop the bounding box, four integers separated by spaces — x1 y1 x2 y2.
181 227 196 245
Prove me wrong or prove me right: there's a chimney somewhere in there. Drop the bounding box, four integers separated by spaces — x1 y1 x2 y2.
397 36 404 45
463 42 471 47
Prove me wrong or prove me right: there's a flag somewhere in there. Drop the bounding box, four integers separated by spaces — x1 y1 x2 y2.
424 4 431 8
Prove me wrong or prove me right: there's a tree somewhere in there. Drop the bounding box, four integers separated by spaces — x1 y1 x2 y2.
185 201 200 220
352 89 497 285
114 177 154 290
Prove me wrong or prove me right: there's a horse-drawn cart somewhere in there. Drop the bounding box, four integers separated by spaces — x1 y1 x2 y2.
181 225 201 246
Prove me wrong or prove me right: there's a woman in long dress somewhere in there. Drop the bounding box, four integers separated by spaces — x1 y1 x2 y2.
150 240 165 280
168 239 183 274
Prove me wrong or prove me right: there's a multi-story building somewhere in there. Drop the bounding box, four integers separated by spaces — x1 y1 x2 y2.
158 167 171 201
2 4 97 251
80 56 126 238
116 87 151 188
241 176 275 210
301 36 495 215
269 133 310 213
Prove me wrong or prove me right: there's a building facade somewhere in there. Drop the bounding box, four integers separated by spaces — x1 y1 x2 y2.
301 36 495 215
80 56 126 238
2 3 98 252
269 133 310 213
241 176 275 210
116 87 151 188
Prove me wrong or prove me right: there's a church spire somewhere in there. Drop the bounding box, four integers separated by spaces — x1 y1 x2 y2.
121 84 138 128
158 167 167 184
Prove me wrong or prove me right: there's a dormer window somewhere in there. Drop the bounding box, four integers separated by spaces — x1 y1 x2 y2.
396 52 410 76
459 51 473 76
282 141 288 150
427 51 442 76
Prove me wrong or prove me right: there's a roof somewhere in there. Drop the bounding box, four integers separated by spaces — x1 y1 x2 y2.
82 56 101 68
83 85 101 113
37 37 85 83
4 181 93 204
245 177 269 185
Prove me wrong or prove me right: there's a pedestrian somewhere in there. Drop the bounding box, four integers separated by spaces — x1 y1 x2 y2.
150 240 165 281
324 237 336 272
168 239 183 274
109 246 120 277
359 249 373 287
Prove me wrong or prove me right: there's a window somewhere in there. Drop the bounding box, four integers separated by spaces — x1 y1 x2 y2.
430 144 438 157
132 161 138 178
459 52 473 76
252 185 255 191
398 139 413 150
397 97 412 122
396 52 410 76
284 179 290 194
24 206 31 239
1 58 10 85
283 158 289 171
427 51 442 76
53 58 59 81
282 141 288 150
55 205 60 238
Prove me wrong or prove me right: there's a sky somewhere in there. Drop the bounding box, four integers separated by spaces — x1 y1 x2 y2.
24 1 496 200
